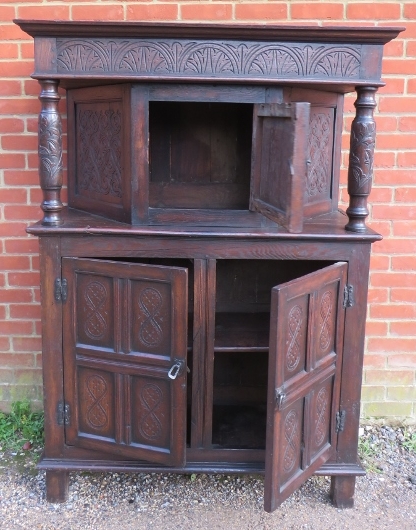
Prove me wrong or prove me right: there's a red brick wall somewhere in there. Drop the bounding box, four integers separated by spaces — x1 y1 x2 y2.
1 1 415 417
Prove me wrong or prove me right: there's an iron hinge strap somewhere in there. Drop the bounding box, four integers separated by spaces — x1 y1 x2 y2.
54 278 68 303
336 410 346 433
57 401 70 426
343 284 354 309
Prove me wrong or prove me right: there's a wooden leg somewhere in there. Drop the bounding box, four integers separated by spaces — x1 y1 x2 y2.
45 470 69 503
330 475 356 508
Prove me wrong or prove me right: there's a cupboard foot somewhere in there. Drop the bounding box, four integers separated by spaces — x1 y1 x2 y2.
45 470 69 503
330 475 356 508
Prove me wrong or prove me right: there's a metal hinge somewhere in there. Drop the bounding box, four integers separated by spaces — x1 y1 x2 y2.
54 278 68 303
336 410 346 433
343 284 354 309
57 401 70 426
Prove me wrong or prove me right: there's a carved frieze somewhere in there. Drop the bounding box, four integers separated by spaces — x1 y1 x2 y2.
57 38 361 81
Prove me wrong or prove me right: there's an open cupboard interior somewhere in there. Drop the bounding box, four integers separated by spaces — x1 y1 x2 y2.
61 256 346 509
67 83 341 231
16 18 403 512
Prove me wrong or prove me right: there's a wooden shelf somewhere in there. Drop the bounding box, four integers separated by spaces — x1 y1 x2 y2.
214 312 270 352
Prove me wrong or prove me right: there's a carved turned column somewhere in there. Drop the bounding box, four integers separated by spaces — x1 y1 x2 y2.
38 80 63 225
345 86 377 232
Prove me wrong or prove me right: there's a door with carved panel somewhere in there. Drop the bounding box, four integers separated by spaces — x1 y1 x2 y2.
264 262 347 512
62 258 188 466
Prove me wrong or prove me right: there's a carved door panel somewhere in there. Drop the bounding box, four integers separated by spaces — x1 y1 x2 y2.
264 262 347 512
62 258 188 466
250 102 310 233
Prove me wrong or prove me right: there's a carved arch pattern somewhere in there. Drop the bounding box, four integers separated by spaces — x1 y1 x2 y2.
57 39 361 80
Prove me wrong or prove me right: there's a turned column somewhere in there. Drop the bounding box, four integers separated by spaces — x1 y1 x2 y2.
38 79 63 225
345 86 377 232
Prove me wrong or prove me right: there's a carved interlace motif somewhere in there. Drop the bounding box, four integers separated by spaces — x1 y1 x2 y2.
139 383 163 440
283 410 299 473
86 374 109 429
307 110 332 198
138 288 163 347
319 291 333 351
57 39 361 80
78 108 122 198
286 305 303 372
349 121 376 192
315 387 328 446
39 113 63 185
84 281 108 340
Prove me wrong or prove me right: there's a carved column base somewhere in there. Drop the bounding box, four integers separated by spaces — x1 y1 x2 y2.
345 196 369 232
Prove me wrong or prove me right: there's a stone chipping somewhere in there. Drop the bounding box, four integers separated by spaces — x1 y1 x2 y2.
0 424 415 529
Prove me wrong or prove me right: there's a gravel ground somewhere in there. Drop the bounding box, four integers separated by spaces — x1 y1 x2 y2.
0 424 415 530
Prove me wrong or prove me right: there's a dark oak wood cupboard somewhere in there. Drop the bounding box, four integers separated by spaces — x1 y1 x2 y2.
15 19 402 512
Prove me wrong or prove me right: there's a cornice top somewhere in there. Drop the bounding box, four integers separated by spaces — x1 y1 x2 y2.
15 19 404 45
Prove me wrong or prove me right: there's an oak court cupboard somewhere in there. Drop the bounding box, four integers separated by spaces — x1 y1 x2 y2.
14 19 403 512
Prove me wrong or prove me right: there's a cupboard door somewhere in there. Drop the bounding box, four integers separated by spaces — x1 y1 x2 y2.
62 258 188 466
250 102 310 233
67 85 133 223
264 262 347 512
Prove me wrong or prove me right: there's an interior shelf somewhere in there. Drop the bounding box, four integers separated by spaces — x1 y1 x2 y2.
214 312 270 352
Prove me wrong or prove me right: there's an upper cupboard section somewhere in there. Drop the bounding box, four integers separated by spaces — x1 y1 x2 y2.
67 83 342 232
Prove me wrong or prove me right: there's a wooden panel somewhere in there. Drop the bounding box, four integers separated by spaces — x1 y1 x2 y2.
264 262 347 512
305 107 335 206
250 102 310 233
130 374 173 450
281 292 309 381
63 257 188 466
128 276 173 358
77 366 116 441
39 237 65 458
67 84 132 223
288 88 343 218
75 271 116 351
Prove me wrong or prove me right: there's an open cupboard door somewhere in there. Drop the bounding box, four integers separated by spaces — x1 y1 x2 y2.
264 262 348 512
250 102 310 233
62 258 188 466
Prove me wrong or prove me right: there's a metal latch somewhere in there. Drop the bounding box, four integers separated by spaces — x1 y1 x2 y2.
168 360 184 380
275 389 286 410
